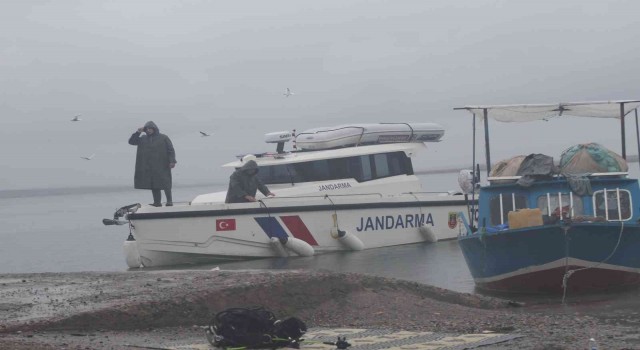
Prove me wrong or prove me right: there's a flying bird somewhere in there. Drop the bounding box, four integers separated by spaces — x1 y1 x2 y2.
80 153 95 160
283 88 295 97
71 114 82 122
200 131 212 137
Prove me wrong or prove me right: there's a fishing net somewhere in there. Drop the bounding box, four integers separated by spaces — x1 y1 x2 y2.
559 143 628 175
490 155 527 177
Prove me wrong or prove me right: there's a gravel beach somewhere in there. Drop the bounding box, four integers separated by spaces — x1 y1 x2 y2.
1 269 639 349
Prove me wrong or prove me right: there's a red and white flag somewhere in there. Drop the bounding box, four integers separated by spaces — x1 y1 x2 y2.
216 219 236 231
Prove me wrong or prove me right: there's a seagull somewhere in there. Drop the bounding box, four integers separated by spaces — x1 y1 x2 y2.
71 114 82 122
283 88 295 97
200 131 212 137
80 153 95 160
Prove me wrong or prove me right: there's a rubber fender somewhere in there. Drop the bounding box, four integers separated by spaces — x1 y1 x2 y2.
419 224 438 243
336 230 365 251
282 237 315 257
123 239 142 268
269 237 289 257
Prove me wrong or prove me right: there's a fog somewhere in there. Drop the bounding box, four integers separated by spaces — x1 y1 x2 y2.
2 0 640 190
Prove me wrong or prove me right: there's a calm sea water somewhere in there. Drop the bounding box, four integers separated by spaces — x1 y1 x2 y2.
0 173 476 291
4 170 640 315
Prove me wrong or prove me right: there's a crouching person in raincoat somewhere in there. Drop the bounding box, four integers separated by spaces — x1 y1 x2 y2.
225 159 275 203
128 121 177 207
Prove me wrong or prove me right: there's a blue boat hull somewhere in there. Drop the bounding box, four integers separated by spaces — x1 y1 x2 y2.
458 223 640 293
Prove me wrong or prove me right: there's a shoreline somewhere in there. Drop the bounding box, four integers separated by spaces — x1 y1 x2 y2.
1 269 639 349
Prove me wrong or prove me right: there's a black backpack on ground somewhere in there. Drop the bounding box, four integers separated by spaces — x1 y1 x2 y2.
206 307 307 349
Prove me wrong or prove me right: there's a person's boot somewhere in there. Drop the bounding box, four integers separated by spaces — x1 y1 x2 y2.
164 189 173 206
151 189 162 207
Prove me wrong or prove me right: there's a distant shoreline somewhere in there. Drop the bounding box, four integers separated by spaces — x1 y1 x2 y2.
2 157 638 199
0 182 227 199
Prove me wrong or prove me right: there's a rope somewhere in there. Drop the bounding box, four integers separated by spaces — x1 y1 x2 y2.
324 195 341 231
258 199 271 217
127 220 135 241
408 192 425 217
561 221 625 303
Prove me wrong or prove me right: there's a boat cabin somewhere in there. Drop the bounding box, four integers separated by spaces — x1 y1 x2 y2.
245 149 413 185
191 123 445 203
478 173 638 230
237 122 443 186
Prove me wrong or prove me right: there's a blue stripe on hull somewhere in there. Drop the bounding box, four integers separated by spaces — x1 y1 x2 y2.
254 217 289 239
458 223 640 292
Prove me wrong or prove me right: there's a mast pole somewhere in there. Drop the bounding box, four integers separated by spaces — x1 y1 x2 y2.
621 102 627 159
472 113 477 179
635 109 640 171
483 108 491 176
463 113 477 230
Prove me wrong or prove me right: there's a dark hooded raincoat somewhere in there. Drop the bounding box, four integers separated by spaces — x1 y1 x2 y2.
225 160 271 203
128 121 177 190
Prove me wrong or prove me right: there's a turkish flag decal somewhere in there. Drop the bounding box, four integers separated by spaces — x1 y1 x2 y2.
216 219 236 231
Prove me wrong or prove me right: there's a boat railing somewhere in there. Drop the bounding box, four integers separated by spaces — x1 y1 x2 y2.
488 172 629 182
401 191 463 195
258 193 385 201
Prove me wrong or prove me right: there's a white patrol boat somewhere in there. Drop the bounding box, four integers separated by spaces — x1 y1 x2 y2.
105 122 472 268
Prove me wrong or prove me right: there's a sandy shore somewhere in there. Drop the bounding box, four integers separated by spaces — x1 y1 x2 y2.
1 269 639 349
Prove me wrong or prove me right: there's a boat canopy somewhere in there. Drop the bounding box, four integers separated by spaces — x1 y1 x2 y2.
454 99 640 178
455 100 640 122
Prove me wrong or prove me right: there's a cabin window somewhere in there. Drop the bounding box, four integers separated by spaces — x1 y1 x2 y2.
593 189 632 221
386 152 411 177
358 155 373 181
537 193 584 218
294 160 331 181
257 164 299 184
489 193 528 225
327 157 349 179
373 154 390 177
256 151 412 184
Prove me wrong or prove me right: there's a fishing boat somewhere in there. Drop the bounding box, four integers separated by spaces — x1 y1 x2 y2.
105 122 471 268
455 100 640 294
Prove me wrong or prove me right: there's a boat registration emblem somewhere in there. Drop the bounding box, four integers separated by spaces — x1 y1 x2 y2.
216 219 236 231
448 212 458 229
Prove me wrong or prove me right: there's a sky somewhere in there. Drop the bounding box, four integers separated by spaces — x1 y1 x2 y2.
2 0 640 190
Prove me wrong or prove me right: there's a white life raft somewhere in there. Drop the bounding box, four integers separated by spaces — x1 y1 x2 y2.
294 123 444 150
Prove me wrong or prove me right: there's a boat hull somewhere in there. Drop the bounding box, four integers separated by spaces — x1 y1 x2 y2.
458 223 640 293
128 195 469 267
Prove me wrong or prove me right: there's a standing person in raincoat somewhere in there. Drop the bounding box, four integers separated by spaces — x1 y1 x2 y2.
225 159 275 203
128 121 177 207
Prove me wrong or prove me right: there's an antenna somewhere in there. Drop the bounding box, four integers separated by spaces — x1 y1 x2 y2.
264 131 293 154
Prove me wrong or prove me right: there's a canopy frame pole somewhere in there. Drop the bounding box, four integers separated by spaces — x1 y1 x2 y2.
635 109 640 172
620 102 627 159
472 113 477 179
471 113 477 230
483 108 491 177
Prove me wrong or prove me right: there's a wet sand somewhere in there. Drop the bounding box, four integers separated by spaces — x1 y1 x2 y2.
1 269 639 349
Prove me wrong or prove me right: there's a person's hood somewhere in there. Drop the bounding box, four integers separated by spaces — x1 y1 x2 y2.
239 160 259 173
144 121 159 133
